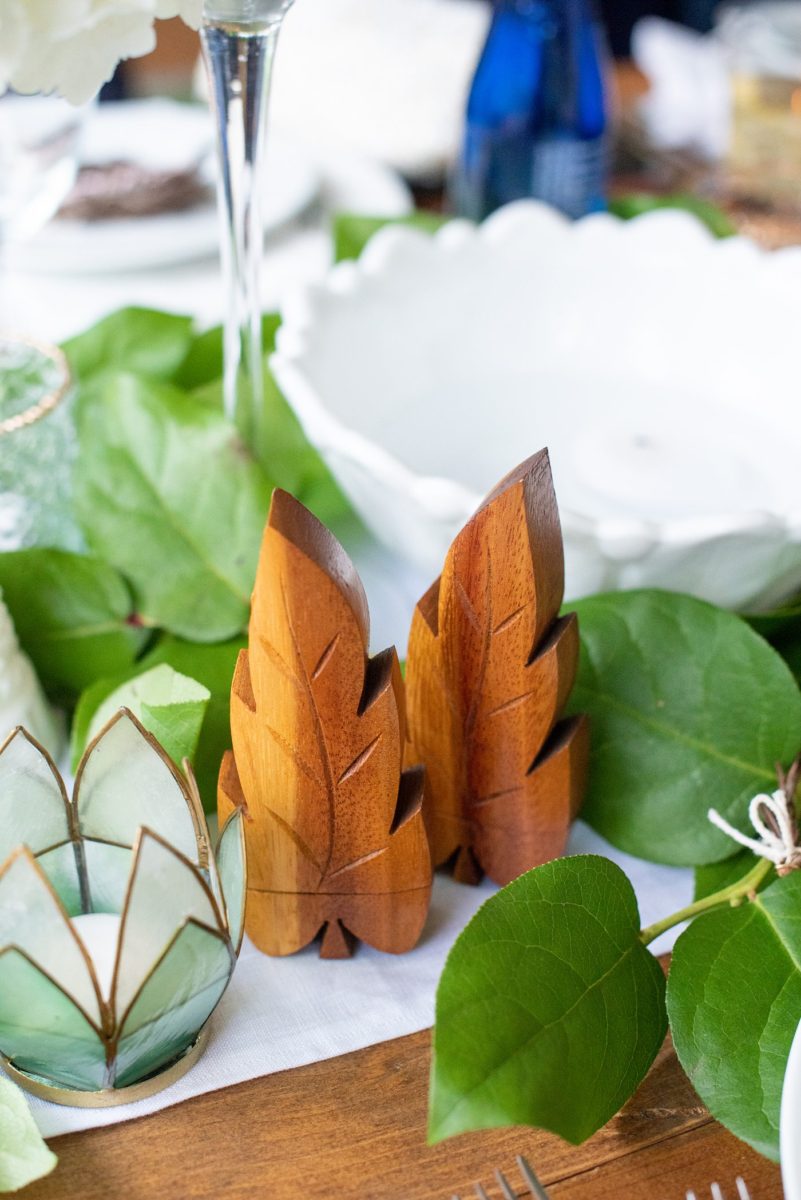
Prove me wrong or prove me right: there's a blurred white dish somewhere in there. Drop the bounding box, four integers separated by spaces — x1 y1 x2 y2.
273 200 801 610
199 0 490 180
20 99 319 274
783 1020 801 1200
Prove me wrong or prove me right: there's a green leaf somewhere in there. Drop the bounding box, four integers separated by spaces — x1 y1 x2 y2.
568 590 801 866
63 307 194 383
0 1078 57 1192
333 210 450 263
71 636 245 811
177 317 354 528
172 314 281 392
608 193 737 238
668 872 801 1160
429 856 667 1146
74 372 271 641
84 664 210 770
693 851 773 901
0 549 148 697
745 595 801 641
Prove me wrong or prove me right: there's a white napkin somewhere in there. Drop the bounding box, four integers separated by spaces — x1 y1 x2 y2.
632 17 731 161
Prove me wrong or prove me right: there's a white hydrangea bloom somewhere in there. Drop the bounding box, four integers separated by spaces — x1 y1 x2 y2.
1 0 204 106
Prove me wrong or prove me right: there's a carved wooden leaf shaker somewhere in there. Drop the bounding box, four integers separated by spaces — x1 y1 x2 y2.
405 450 589 887
219 490 432 958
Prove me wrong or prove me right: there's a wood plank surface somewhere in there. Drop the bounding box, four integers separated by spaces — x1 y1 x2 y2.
25 1026 782 1200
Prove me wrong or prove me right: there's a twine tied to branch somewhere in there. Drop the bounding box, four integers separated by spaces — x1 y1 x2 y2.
708 760 801 877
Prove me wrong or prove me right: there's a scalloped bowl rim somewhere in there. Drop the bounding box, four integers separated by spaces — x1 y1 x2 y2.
272 201 801 557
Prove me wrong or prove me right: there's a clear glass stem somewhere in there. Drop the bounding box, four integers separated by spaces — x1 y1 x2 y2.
200 8 289 450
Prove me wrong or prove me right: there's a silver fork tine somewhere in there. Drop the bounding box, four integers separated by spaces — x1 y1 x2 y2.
474 1185 492 1200
710 1185 725 1200
495 1168 518 1200
736 1181 751 1200
517 1155 551 1200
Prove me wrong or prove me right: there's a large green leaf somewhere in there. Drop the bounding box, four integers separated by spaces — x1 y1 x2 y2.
0 549 148 696
63 307 194 382
74 373 271 641
0 1078 57 1192
84 664 210 771
568 591 801 866
71 636 244 811
429 856 667 1146
668 872 801 1161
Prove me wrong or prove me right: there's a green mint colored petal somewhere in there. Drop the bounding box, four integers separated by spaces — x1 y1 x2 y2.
693 851 774 901
0 1078 57 1192
74 372 271 641
71 637 245 810
567 590 801 866
86 664 210 770
333 211 450 263
141 636 244 810
668 872 801 1161
63 307 194 382
0 549 147 696
429 855 667 1146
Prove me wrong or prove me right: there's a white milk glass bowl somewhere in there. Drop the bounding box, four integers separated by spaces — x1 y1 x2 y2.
273 201 801 610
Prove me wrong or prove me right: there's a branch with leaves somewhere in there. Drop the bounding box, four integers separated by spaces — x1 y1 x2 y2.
430 589 801 1162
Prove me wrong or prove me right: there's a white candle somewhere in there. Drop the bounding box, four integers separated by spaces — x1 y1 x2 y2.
71 913 122 999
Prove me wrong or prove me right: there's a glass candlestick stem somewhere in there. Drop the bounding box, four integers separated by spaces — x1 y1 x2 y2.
201 0 293 452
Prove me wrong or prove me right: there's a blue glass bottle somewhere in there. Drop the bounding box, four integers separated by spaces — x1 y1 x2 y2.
453 0 609 221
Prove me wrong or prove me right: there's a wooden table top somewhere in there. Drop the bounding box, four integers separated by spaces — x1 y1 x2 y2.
27 1014 782 1199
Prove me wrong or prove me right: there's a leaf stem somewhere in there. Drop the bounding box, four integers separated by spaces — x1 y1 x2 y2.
639 857 774 947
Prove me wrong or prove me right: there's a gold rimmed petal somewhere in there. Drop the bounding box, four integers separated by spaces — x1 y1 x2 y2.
0 728 74 861
113 918 232 1089
75 710 202 868
0 848 103 1028
110 829 226 1019
0 946 106 1091
216 809 247 955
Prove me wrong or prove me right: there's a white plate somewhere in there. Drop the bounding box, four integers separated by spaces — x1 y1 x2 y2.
20 99 320 275
783 1020 801 1200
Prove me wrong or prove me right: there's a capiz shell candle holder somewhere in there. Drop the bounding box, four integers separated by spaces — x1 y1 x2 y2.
0 709 245 1107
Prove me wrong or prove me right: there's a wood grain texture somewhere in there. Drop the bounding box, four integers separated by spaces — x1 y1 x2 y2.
405 451 589 886
219 490 432 958
25 1027 782 1200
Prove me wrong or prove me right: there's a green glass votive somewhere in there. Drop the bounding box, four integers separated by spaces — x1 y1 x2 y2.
0 709 246 1107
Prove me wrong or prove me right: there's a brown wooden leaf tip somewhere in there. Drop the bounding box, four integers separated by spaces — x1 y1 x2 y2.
218 489 432 958
405 450 589 887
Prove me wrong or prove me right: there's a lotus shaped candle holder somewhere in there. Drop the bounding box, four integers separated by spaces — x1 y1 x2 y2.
0 709 245 1107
